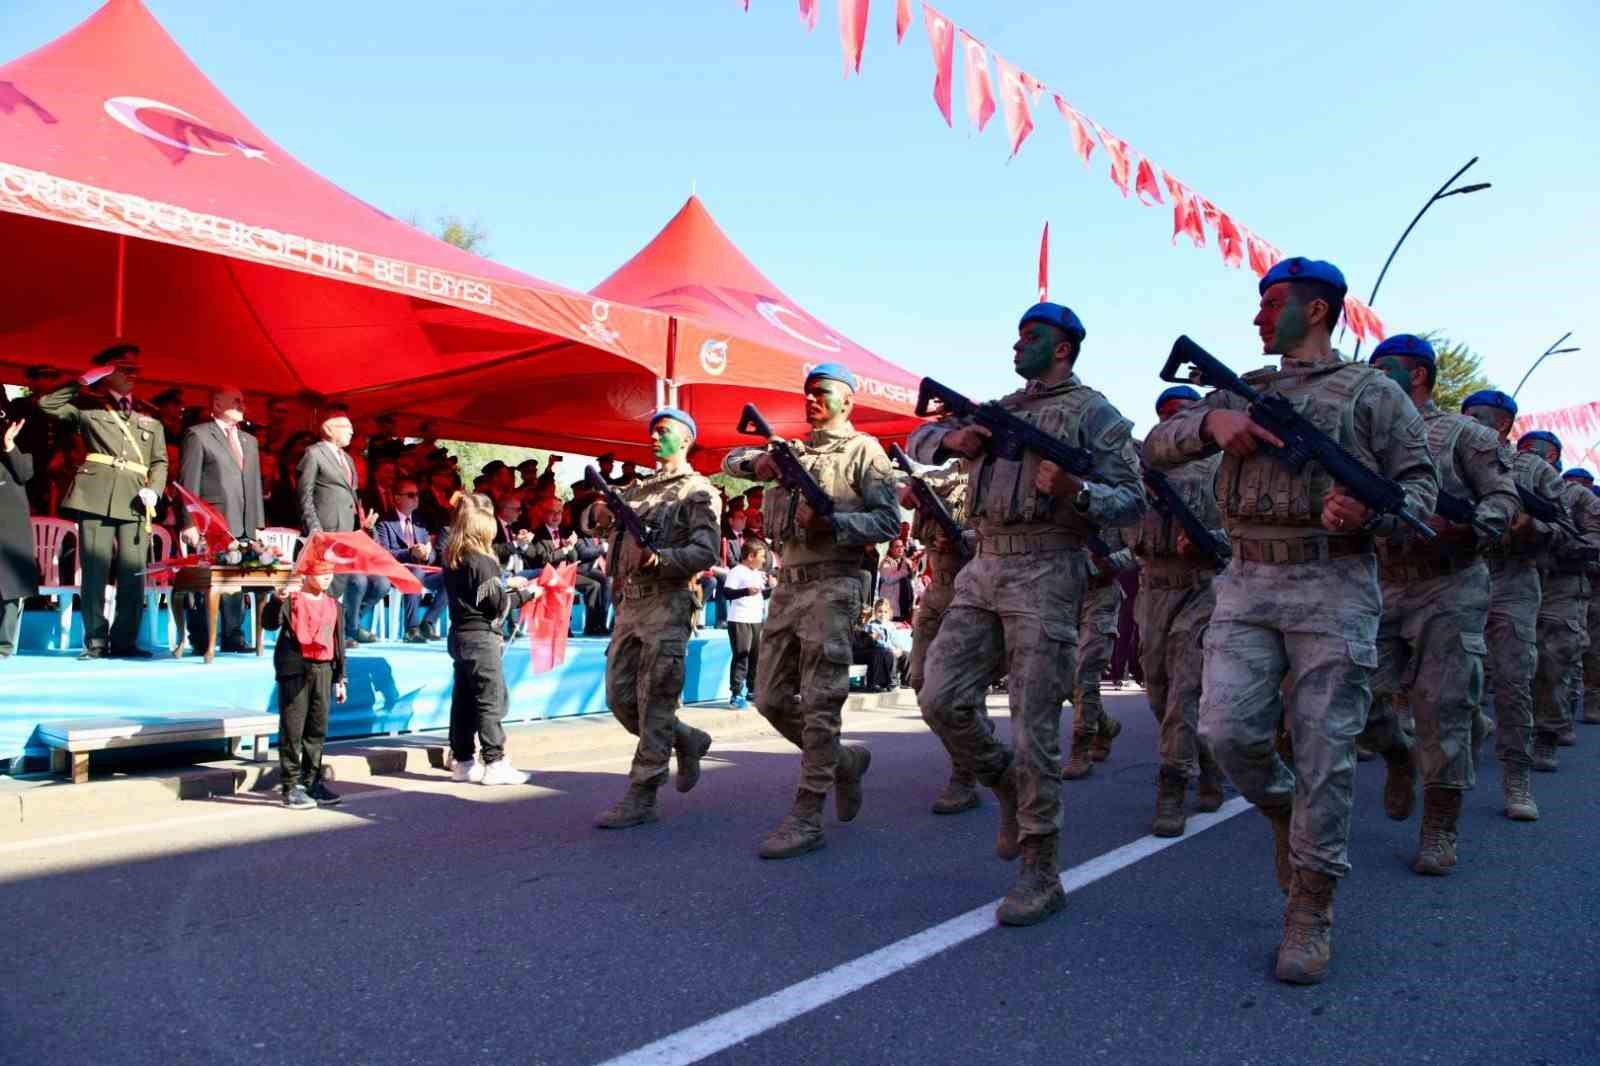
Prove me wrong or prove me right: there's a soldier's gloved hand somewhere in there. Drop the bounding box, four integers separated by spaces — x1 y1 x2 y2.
137 487 159 511
79 366 116 387
1202 410 1284 457
1033 460 1084 499
1321 488 1373 534
638 550 661 570
752 454 781 482
940 425 991 458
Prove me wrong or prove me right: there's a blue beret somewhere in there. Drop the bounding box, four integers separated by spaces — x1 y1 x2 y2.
1018 302 1086 341
1370 334 1435 366
1460 389 1517 418
804 362 857 392
1563 468 1594 483
1258 257 1347 296
1155 385 1201 412
649 406 697 440
1518 430 1562 453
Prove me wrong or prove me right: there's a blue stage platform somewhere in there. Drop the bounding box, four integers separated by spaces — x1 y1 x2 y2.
0 631 735 769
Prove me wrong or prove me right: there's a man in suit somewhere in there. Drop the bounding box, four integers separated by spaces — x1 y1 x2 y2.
38 345 168 659
373 478 447 642
297 407 384 645
526 490 608 633
178 385 266 652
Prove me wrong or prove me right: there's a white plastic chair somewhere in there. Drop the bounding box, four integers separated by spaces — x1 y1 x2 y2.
31 517 79 650
141 525 176 649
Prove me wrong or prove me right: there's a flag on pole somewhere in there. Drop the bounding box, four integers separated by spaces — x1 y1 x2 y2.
1038 222 1050 301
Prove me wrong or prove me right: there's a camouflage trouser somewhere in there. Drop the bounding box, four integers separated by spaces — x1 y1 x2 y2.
755 573 861 798
1534 572 1588 737
1069 580 1122 735
909 567 959 693
1136 573 1215 777
1361 564 1489 792
1586 593 1600 705
1484 559 1541 766
606 588 697 786
1199 555 1380 880
920 549 1084 838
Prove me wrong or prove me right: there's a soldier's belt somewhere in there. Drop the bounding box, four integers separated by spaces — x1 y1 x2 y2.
1379 555 1483 583
622 580 691 601
976 530 1086 556
1141 567 1213 591
1234 535 1372 566
777 561 862 585
84 453 149 476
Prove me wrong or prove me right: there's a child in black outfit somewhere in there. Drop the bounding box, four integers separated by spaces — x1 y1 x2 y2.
263 559 347 809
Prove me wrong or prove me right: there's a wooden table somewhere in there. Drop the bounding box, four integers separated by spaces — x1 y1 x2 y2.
170 564 295 663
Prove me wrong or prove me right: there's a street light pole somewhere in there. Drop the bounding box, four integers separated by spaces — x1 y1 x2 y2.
1345 156 1491 360
1511 332 1581 400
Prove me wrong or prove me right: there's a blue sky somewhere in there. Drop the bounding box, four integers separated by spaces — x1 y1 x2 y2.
4 1 1598 437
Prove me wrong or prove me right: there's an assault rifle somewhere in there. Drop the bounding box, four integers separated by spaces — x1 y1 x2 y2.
737 405 836 528
1516 485 1583 540
889 444 971 560
916 378 1098 477
1160 336 1435 540
1432 490 1499 540
584 466 658 551
1141 465 1227 564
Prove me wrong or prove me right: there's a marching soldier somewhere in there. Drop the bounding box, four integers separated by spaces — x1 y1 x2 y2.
896 458 977 813
39 345 168 660
591 408 722 829
1144 258 1437 983
1062 524 1126 778
1357 336 1517 875
1110 386 1229 836
722 364 900 859
910 303 1144 927
1564 468 1600 727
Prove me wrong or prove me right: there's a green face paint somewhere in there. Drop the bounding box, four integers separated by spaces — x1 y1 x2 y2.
1371 357 1413 392
653 424 687 460
821 386 847 417
1013 324 1060 380
1271 299 1309 354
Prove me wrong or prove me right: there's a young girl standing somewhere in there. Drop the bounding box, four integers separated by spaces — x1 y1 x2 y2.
444 493 540 785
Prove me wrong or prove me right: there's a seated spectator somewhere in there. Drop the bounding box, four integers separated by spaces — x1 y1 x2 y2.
851 603 900 693
373 478 448 642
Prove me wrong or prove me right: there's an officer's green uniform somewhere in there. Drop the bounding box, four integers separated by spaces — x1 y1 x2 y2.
39 381 168 654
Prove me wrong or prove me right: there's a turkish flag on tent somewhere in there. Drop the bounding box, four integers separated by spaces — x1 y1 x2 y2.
839 0 870 75
959 31 996 132
923 4 956 127
0 0 669 461
993 53 1035 157
296 532 422 594
1052 97 1097 166
171 483 237 555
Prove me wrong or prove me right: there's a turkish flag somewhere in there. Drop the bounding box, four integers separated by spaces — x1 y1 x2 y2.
1095 124 1132 196
923 4 955 127
799 0 819 30
1038 221 1049 301
1052 96 1096 166
524 563 578 673
1214 211 1245 268
993 52 1034 156
1162 173 1205 247
839 0 869 75
1134 157 1164 206
959 30 996 132
297 531 423 594
171 482 237 556
1245 231 1280 277
1345 297 1385 343
896 0 911 42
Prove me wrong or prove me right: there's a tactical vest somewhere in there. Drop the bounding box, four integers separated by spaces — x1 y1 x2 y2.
1423 410 1472 503
968 380 1112 535
1216 361 1379 528
613 470 715 582
1134 455 1220 562
763 431 867 549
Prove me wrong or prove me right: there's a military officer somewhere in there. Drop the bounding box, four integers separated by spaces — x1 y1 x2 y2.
722 364 900 859
39 345 168 659
1145 258 1437 984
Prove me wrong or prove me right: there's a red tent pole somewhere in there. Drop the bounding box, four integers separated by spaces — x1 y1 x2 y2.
113 233 126 336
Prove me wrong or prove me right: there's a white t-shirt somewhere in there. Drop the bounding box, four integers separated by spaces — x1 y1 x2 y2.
723 564 768 624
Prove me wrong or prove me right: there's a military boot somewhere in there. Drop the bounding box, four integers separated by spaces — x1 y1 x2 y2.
1089 715 1121 763
1195 746 1226 813
1583 691 1600 725
989 764 1022 860
673 726 713 794
594 782 660 829
758 790 826 859
834 744 872 822
1531 732 1560 772
1381 742 1416 821
1502 763 1540 821
1062 730 1095 780
1412 787 1461 876
995 833 1067 927
930 768 980 815
1261 805 1293 895
1555 724 1577 747
1275 868 1336 985
1151 767 1188 838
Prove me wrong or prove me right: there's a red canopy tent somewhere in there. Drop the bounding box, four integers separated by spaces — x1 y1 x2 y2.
0 0 668 461
592 196 926 466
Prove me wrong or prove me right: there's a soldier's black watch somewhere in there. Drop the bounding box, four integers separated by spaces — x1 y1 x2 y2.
1072 488 1092 513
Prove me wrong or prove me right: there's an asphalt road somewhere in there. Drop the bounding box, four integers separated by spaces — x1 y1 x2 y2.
2 692 1596 1066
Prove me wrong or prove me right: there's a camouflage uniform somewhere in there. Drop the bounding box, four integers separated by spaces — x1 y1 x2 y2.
1483 451 1568 773
1067 525 1124 752
723 424 899 828
910 375 1143 851
1585 579 1600 724
1144 356 1437 882
38 380 168 654
1532 478 1600 765
604 469 722 789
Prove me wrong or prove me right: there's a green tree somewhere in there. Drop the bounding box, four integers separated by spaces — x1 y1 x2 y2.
1422 332 1494 413
437 440 566 498
404 211 490 255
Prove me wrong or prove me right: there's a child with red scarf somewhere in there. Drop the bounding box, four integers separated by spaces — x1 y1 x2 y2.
263 559 348 809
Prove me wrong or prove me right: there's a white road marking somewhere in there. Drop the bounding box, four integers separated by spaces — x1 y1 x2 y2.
597 796 1254 1066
